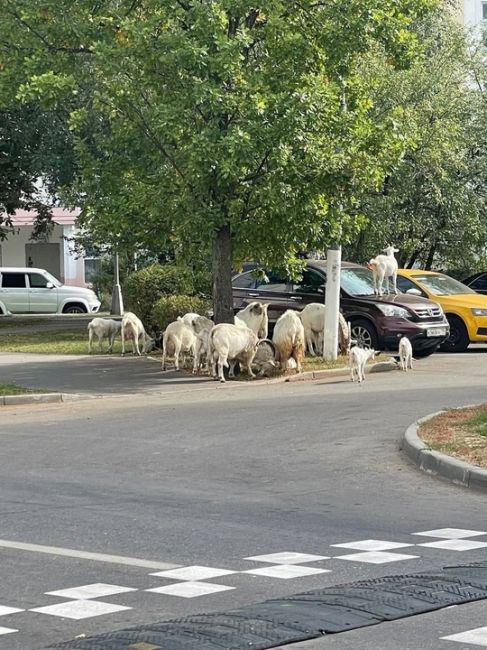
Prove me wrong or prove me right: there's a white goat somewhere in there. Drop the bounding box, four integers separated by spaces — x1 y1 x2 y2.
209 323 259 383
399 336 413 372
299 303 350 356
87 318 121 354
272 310 305 372
349 346 378 383
368 246 399 296
121 312 148 356
235 302 269 338
162 318 196 371
190 315 214 373
181 312 201 328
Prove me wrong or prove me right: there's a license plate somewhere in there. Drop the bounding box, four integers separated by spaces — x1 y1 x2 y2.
427 327 447 337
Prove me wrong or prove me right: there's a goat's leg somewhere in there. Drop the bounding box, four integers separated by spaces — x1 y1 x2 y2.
218 354 227 383
306 329 315 356
229 360 238 377
193 339 201 374
391 272 398 294
174 340 182 371
88 330 93 354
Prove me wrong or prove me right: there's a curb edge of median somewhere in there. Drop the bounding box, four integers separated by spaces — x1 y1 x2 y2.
0 392 98 406
401 408 487 492
268 359 398 384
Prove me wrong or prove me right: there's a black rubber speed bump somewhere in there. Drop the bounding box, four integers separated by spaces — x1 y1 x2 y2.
39 561 487 649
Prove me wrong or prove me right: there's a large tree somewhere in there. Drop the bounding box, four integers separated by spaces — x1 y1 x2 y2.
344 14 487 272
0 0 436 319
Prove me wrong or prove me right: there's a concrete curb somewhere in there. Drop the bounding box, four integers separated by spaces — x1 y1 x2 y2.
0 392 95 406
281 359 397 383
401 409 487 492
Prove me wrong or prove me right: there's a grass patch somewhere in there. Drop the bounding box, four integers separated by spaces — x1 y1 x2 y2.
301 353 390 372
0 383 45 395
0 330 124 355
419 405 487 469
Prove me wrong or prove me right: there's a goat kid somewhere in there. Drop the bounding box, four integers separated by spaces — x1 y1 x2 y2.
349 346 379 383
398 336 413 372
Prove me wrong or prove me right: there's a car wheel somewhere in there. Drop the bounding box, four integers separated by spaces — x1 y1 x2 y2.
63 304 87 314
351 319 379 350
440 315 469 352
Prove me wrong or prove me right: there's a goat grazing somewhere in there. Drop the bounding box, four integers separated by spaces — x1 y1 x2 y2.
399 336 413 372
368 246 399 296
272 310 305 372
121 312 148 356
349 346 378 383
87 318 121 354
208 323 259 383
299 303 350 356
162 318 196 371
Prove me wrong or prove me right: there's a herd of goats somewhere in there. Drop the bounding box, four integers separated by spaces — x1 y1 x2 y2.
87 299 414 384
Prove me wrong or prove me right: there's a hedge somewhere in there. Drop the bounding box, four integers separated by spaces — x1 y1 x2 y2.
123 264 210 332
152 295 211 332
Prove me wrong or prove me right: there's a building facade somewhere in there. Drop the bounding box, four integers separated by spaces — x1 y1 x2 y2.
0 207 88 286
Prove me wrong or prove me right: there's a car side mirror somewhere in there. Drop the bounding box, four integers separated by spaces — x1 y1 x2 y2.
46 282 54 289
406 288 422 296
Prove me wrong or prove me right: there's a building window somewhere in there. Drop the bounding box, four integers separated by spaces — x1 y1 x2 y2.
483 2 487 19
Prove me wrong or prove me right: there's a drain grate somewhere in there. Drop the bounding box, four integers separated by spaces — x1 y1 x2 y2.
39 561 487 649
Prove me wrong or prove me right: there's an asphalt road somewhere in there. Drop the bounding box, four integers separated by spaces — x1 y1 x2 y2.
0 350 486 649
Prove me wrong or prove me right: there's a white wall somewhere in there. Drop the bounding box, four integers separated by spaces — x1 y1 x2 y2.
1 225 85 286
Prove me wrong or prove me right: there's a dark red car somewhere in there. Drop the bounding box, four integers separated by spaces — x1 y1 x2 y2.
232 260 449 357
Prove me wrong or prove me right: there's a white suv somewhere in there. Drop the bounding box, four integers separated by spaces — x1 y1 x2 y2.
0 267 101 315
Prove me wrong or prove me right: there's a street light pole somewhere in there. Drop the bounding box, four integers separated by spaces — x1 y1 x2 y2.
323 245 341 361
110 251 124 315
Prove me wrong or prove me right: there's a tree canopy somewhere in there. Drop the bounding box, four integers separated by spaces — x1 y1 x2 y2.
1 0 437 318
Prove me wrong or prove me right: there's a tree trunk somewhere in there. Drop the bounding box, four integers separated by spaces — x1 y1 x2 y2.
212 223 234 324
425 243 436 270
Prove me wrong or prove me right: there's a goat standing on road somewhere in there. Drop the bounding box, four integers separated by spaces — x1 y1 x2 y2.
349 346 378 383
399 336 413 372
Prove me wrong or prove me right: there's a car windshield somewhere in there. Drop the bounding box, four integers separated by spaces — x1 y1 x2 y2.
340 267 377 296
43 271 62 287
412 274 475 296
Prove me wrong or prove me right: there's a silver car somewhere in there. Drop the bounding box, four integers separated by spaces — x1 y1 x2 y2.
0 267 101 314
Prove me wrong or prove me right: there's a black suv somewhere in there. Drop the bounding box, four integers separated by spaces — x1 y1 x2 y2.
232 260 449 357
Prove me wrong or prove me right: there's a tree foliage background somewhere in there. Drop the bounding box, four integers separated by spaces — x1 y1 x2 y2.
0 0 440 318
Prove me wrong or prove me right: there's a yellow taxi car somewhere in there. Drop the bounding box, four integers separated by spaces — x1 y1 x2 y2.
396 269 487 352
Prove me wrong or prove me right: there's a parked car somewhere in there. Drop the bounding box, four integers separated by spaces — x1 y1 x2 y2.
396 269 487 352
233 261 449 357
0 267 101 315
462 271 487 296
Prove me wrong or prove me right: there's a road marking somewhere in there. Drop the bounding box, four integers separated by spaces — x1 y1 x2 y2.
0 539 180 570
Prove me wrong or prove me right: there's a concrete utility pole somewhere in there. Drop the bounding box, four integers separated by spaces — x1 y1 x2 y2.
323 246 341 361
110 252 124 315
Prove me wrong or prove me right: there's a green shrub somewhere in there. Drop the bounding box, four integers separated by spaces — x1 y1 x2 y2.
152 295 211 332
123 265 194 331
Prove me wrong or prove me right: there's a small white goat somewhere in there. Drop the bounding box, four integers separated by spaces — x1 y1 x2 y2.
368 245 399 296
87 318 121 353
398 336 413 372
349 346 378 383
